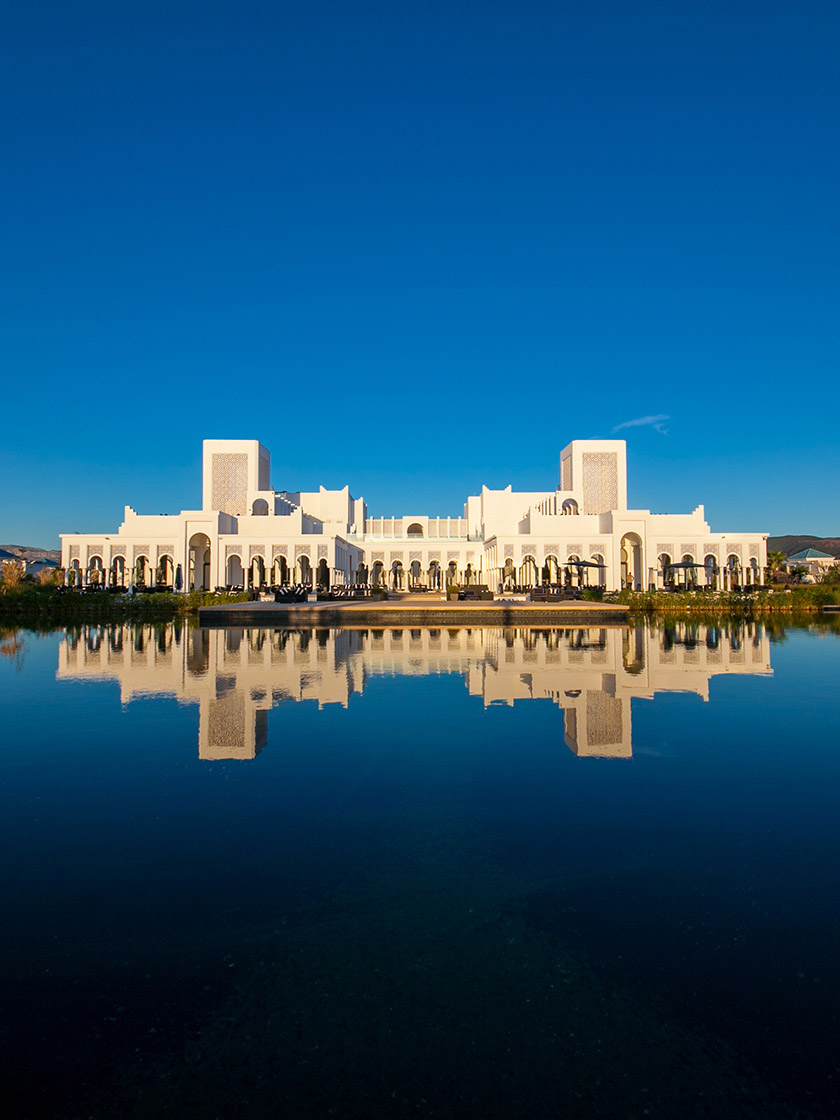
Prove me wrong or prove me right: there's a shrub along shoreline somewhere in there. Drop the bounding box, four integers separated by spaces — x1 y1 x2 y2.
614 586 840 616
1 584 839 625
0 587 250 623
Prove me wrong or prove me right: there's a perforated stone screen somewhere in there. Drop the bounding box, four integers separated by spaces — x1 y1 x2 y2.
212 453 248 515
581 452 618 514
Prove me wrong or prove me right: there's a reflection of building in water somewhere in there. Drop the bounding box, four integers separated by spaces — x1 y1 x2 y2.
57 623 772 760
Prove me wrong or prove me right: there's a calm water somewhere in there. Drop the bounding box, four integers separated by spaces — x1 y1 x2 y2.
1 621 838 1119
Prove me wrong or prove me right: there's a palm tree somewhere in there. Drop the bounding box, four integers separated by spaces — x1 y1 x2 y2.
766 550 787 583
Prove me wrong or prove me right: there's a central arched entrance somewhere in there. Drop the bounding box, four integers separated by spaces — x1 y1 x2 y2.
620 533 643 591
188 533 212 591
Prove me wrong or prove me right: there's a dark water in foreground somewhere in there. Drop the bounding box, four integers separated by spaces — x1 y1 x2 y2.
1 621 838 1119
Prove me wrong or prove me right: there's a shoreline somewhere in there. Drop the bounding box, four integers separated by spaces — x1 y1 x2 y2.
2 587 840 627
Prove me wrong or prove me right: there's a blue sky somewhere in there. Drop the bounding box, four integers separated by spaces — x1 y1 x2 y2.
2 1 838 547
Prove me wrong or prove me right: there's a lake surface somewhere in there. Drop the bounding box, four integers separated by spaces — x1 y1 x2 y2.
1 621 838 1118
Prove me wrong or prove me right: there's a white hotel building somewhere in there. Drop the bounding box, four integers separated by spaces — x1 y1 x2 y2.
61 438 767 593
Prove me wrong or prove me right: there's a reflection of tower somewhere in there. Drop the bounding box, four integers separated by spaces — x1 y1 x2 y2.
564 692 630 758
200 688 267 761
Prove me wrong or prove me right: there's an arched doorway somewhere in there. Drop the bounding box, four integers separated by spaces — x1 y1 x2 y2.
273 555 289 586
428 560 441 589
188 534 211 591
566 555 582 588
521 556 538 588
704 554 718 590
391 561 404 590
158 555 174 588
726 554 740 591
135 555 150 588
658 553 672 590
591 554 606 589
620 534 643 591
110 556 125 588
502 557 515 592
371 560 384 587
409 559 422 587
251 555 266 590
681 554 697 590
316 558 330 588
295 555 312 586
88 556 105 587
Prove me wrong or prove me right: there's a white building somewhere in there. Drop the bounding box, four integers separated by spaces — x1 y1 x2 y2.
786 548 838 581
60 437 767 593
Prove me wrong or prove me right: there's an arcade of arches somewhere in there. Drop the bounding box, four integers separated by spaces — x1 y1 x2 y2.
60 436 767 593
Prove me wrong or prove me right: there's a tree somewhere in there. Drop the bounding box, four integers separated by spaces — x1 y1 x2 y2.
0 560 23 592
818 564 840 587
766 551 787 582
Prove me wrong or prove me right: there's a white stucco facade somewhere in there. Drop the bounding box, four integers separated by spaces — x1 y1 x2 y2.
61 437 768 593
785 548 838 580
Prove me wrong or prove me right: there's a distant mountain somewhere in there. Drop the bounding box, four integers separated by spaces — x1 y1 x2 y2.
0 544 61 563
768 535 840 559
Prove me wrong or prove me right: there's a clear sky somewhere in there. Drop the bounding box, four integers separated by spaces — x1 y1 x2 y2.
2 0 838 548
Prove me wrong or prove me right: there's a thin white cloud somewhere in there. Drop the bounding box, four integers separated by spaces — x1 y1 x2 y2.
611 414 670 435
